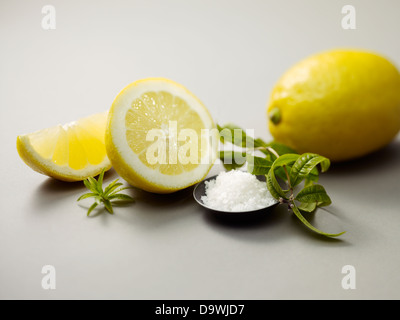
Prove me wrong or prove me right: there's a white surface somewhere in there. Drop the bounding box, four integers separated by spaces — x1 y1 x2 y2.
1 0 400 299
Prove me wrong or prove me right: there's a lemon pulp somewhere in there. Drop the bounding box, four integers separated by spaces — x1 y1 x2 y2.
17 111 111 181
106 78 218 193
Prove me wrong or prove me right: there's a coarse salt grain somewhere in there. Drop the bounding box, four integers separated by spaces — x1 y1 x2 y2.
201 170 276 212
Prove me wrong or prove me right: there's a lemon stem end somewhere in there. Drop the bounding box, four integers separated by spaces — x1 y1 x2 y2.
269 107 281 125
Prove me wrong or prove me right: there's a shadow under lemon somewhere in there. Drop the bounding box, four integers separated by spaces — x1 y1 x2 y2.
327 138 400 175
31 168 117 213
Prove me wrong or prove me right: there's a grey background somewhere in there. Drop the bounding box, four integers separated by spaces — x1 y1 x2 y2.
1 0 399 299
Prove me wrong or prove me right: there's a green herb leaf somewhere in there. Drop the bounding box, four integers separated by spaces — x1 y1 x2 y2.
217 123 265 148
97 169 105 190
77 193 98 201
290 153 330 187
87 176 101 194
219 151 247 170
247 155 273 175
103 180 124 196
304 167 319 187
266 168 287 199
83 179 97 193
108 194 135 202
271 153 300 168
265 153 301 200
103 199 113 214
265 141 298 157
78 168 134 216
87 202 99 216
292 204 345 237
254 138 269 148
295 184 332 207
108 186 133 197
297 202 317 213
275 166 291 181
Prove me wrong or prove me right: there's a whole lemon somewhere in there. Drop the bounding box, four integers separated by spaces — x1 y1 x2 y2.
267 49 400 161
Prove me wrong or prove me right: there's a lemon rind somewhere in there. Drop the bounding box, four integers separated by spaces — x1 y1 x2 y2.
106 78 218 193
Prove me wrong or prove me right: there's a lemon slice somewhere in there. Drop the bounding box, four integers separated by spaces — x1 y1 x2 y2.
105 78 218 193
17 111 111 181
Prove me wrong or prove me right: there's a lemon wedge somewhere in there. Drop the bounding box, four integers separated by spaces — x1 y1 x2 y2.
17 111 111 181
105 78 218 193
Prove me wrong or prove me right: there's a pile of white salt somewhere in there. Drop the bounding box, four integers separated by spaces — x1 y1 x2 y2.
201 170 276 212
